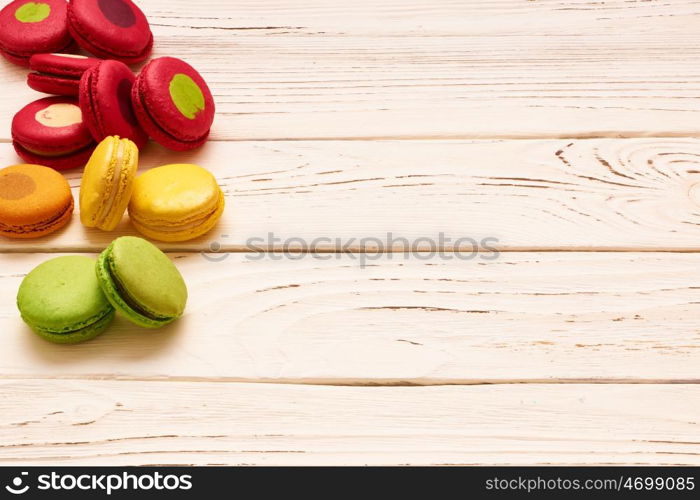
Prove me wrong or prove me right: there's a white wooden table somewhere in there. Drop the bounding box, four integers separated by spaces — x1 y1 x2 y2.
1 0 699 465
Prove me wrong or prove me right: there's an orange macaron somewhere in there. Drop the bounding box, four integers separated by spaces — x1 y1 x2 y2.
0 164 74 239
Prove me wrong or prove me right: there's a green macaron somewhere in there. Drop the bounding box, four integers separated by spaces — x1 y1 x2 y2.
96 236 188 328
17 256 115 344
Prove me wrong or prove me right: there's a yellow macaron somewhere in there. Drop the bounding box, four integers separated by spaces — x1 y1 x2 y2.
80 136 139 231
128 164 225 242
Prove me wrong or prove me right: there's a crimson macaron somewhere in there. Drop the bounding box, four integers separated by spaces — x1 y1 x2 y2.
79 59 148 148
67 0 152 64
28 53 101 96
131 57 215 151
0 0 73 66
12 96 96 170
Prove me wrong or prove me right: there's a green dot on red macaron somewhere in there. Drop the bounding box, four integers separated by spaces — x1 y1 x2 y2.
169 73 205 120
15 2 50 23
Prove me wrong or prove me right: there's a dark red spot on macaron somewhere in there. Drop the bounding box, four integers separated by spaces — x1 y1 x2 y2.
117 78 138 127
98 0 135 28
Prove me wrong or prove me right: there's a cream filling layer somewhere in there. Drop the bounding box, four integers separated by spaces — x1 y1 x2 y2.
131 192 223 233
22 145 84 157
97 141 125 226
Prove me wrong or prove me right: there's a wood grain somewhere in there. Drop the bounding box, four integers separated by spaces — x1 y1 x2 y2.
0 380 697 465
3 138 700 252
2 252 699 383
1 0 699 467
1 0 700 139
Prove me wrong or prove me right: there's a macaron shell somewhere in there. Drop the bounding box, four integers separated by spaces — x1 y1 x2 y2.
79 60 148 148
131 84 208 151
80 136 138 231
129 163 225 242
0 0 72 65
97 237 187 328
17 255 114 343
67 0 152 63
132 57 214 150
12 96 94 155
0 163 74 238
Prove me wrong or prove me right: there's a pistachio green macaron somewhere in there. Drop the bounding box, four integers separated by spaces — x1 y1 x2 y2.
96 236 188 328
17 255 115 344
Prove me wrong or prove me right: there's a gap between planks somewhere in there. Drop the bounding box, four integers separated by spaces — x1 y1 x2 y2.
6 248 700 254
0 375 698 386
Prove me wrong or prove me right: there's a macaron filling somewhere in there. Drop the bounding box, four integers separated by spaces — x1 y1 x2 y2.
28 306 114 339
94 139 126 226
130 191 224 234
20 142 87 157
109 263 170 322
0 39 73 62
32 70 81 81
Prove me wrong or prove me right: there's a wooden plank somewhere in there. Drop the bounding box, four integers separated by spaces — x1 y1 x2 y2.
3 138 700 253
1 0 700 139
1 252 700 383
0 380 697 465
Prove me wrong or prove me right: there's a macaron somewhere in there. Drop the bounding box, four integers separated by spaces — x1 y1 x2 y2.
96 236 188 328
0 0 72 66
80 136 138 231
128 164 225 242
28 53 101 96
12 96 96 170
79 59 148 148
0 164 74 239
67 0 152 64
131 57 215 151
17 256 115 344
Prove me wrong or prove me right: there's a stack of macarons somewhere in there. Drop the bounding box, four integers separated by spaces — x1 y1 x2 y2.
2 0 216 170
17 236 189 343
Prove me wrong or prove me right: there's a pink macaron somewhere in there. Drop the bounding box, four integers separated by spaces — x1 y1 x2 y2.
67 0 153 64
0 0 73 66
131 57 215 151
12 96 96 170
79 59 148 148
28 53 102 96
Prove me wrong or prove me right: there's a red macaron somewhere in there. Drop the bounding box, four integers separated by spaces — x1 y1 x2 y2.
131 57 215 151
79 59 148 148
28 53 101 96
12 96 96 170
67 0 152 64
0 0 73 66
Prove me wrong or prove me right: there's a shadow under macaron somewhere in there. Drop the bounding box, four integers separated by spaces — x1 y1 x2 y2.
19 311 187 365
